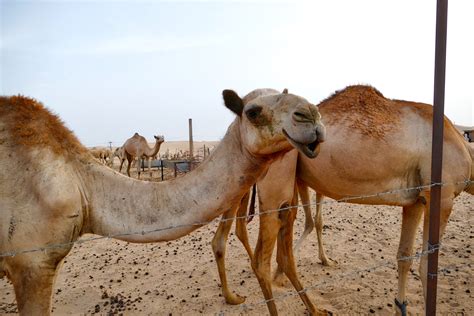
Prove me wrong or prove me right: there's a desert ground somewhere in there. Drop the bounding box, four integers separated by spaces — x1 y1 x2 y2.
0 142 472 315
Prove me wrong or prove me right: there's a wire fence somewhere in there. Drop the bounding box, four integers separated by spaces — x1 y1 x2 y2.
0 179 472 313
1 179 471 259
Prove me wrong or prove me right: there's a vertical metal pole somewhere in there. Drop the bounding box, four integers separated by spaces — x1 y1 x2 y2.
160 160 164 181
427 1 448 315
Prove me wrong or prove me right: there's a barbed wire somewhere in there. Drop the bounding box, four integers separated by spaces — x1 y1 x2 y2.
229 258 473 314
0 179 471 259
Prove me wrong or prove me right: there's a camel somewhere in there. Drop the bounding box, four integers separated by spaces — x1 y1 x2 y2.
212 85 474 315
0 88 326 315
90 148 113 166
112 146 126 167
120 133 164 179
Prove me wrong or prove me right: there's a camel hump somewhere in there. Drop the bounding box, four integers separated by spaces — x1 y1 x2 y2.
0 95 87 157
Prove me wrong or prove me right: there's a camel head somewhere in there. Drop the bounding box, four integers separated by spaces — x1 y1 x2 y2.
154 135 165 144
223 89 325 159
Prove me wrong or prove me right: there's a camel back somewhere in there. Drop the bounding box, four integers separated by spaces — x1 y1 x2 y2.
318 85 402 140
319 85 474 194
0 95 88 159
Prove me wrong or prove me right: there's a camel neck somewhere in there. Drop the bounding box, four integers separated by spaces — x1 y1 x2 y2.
83 121 268 242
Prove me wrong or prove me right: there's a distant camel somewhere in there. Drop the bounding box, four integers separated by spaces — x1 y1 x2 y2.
120 133 165 179
212 85 474 315
0 89 325 315
90 148 112 165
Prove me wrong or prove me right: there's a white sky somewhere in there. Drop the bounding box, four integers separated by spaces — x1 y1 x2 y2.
1 0 473 147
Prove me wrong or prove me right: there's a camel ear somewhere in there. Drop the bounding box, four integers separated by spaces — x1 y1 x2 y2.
223 89 244 116
282 88 288 94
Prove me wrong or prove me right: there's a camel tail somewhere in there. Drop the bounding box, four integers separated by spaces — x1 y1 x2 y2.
247 184 257 223
464 141 474 195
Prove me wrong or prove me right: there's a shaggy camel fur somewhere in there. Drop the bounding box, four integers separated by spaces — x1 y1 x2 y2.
0 89 325 316
212 85 474 315
120 133 164 179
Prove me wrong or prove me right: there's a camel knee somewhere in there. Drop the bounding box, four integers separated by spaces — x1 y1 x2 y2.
211 237 225 259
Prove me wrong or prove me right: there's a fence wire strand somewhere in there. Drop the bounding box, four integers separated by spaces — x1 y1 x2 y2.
0 179 471 259
0 179 472 313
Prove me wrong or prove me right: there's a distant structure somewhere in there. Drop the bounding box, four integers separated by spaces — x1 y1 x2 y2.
455 125 474 142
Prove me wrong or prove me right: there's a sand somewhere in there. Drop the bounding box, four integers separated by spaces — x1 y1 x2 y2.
0 142 473 314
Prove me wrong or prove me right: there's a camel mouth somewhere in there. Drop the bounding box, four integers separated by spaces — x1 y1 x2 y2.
282 129 320 159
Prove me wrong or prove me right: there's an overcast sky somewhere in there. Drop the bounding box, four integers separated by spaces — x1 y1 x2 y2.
1 0 472 147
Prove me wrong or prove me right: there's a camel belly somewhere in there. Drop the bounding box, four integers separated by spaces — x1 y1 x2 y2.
297 152 421 206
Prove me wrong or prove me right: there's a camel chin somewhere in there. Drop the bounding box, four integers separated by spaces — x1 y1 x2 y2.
282 128 321 159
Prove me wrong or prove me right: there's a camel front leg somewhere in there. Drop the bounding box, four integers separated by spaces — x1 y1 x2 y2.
136 155 142 179
211 208 245 305
126 153 133 177
9 261 60 315
148 158 153 178
395 200 424 315
235 192 253 259
251 211 280 316
119 158 125 173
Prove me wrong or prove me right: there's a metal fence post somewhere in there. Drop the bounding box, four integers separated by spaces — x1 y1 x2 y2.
426 0 448 315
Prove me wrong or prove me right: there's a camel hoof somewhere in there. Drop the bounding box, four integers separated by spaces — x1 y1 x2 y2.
272 272 290 287
310 308 332 316
224 293 246 305
321 257 337 267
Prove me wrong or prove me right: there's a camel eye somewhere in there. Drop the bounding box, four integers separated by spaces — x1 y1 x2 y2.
245 105 262 122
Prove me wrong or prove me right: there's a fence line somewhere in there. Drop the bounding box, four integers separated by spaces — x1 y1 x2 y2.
1 179 471 259
229 260 472 314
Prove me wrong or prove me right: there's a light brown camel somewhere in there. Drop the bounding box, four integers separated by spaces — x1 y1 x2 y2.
120 133 164 178
113 146 126 167
0 88 325 316
90 148 113 166
212 85 474 315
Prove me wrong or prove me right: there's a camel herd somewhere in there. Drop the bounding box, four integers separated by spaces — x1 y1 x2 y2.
0 86 473 316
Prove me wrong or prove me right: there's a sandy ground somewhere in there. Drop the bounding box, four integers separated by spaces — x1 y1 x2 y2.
0 170 472 316
1 142 473 314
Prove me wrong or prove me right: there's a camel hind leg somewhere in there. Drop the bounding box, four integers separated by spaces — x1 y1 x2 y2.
251 210 280 316
275 192 325 315
395 199 424 314
313 192 336 266
419 190 454 301
293 180 314 253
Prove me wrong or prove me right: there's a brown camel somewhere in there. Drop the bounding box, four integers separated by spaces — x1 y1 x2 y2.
212 85 474 315
0 88 325 315
120 133 164 178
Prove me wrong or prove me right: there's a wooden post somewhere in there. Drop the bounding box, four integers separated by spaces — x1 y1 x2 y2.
189 118 194 170
426 1 448 315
